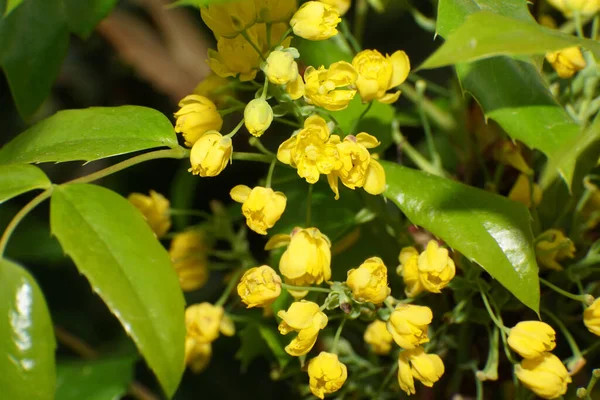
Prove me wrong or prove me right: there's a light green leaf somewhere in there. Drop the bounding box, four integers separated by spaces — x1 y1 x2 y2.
3 0 22 15
55 356 136 400
50 184 185 397
63 0 119 38
0 106 178 165
0 164 51 204
422 11 600 69
0 258 56 400
382 161 540 313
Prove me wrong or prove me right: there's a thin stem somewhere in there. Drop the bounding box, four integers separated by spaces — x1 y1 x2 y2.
376 361 398 396
540 278 594 305
249 137 277 158
274 117 301 128
225 119 245 139
306 183 313 226
219 105 245 117
260 77 269 100
216 268 244 307
281 283 330 293
351 101 373 134
0 188 53 256
478 283 509 333
416 81 442 170
231 152 273 163
583 340 600 356
574 12 585 38
339 19 361 54
542 307 584 363
399 83 456 131
240 30 267 62
353 0 368 46
265 159 276 188
392 120 447 177
586 370 600 395
593 16 599 40
331 317 347 354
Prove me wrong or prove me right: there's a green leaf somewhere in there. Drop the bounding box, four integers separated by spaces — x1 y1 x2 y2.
0 106 178 165
0 258 56 400
382 161 540 313
236 323 269 372
422 11 600 69
55 356 136 400
63 0 119 38
436 0 581 189
3 0 23 15
50 184 185 397
0 164 50 204
257 324 290 369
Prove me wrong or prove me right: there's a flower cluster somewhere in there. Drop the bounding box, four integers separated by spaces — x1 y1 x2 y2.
169 230 210 291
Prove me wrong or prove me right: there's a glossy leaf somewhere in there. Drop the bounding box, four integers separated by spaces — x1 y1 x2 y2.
381 161 540 313
422 11 600 69
50 184 185 397
436 0 582 189
0 164 51 204
0 258 56 400
0 106 178 165
63 0 119 38
55 356 136 400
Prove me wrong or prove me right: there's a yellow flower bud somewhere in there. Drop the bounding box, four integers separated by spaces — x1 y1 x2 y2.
286 75 305 100
290 1 340 41
397 247 424 298
230 185 286 234
189 131 232 177
364 320 394 355
346 257 391 304
263 50 299 85
237 265 282 308
584 298 600 336
547 0 600 17
278 300 328 356
417 240 456 293
535 229 575 271
352 49 410 104
169 230 209 292
319 0 351 15
200 1 257 38
363 158 386 196
398 347 445 396
255 0 298 23
515 352 572 399
304 61 357 110
185 303 235 343
244 98 273 137
185 337 212 373
546 46 586 79
174 95 223 147
387 304 433 349
193 73 232 107
492 140 532 175
508 173 543 208
266 227 332 298
508 321 556 359
127 190 171 238
307 352 348 399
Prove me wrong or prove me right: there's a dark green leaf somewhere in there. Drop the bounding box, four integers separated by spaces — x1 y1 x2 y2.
236 324 269 372
3 0 23 15
0 258 56 400
382 161 540 313
55 356 136 400
50 184 185 397
257 324 290 369
63 0 119 38
0 164 50 204
0 106 178 165
422 11 600 69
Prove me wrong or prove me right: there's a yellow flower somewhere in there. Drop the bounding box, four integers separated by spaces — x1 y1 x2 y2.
304 61 357 110
535 229 575 271
508 173 543 208
346 257 390 304
319 0 351 15
387 304 433 349
352 49 410 104
193 73 232 107
546 46 586 79
290 1 340 40
515 352 572 399
277 115 341 184
364 320 393 355
327 133 386 199
208 28 262 82
397 246 424 297
266 227 332 298
278 300 328 356
492 140 532 175
128 190 171 238
584 298 600 336
189 131 232 177
230 185 286 235
398 347 445 396
547 0 600 17
307 353 347 399
263 49 299 85
200 1 257 38
255 0 298 23
508 321 556 359
417 240 456 293
286 75 305 99
244 98 273 137
174 95 223 147
185 337 212 373
185 303 235 343
169 230 209 292
237 265 282 308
